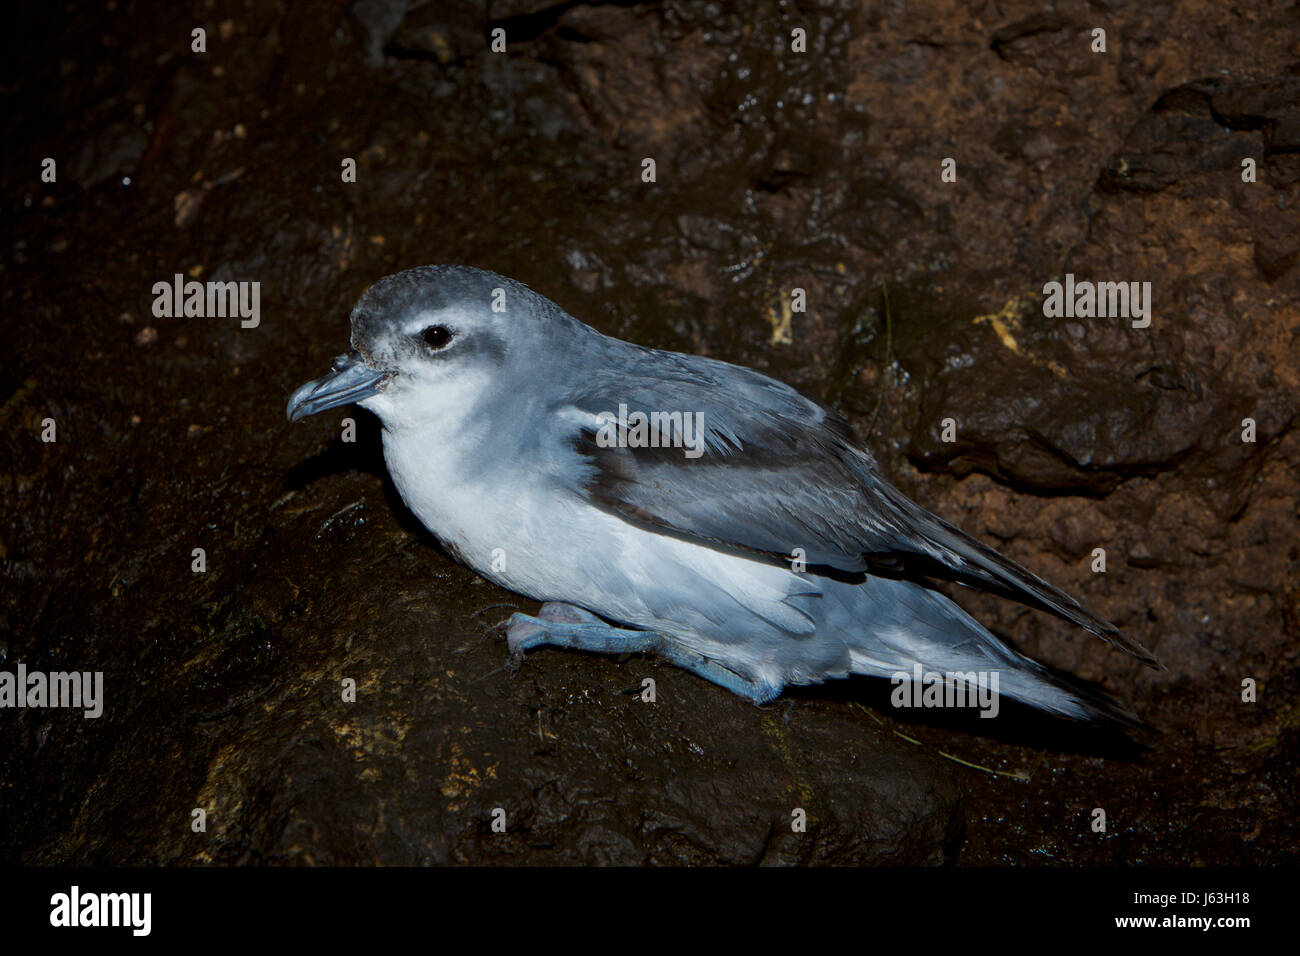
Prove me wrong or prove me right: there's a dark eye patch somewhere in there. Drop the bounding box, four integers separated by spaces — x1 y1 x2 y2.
421 325 454 350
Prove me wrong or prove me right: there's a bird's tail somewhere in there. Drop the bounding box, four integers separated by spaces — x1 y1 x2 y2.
835 575 1143 726
867 480 1161 670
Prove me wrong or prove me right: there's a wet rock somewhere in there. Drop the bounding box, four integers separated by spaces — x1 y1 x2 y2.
1205 76 1300 155
67 120 148 188
380 0 492 66
990 13 1076 63
1 0 1298 867
1098 88 1249 194
352 0 414 66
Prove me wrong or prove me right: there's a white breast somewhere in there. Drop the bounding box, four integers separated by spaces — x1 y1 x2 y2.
380 421 817 657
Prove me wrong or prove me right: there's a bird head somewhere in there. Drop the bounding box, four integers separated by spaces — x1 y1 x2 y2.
287 265 555 431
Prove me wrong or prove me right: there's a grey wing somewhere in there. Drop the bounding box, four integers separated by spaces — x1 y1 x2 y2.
562 348 1160 667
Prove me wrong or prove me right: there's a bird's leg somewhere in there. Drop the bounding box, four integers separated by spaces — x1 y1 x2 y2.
655 643 785 704
505 603 659 656
505 602 783 704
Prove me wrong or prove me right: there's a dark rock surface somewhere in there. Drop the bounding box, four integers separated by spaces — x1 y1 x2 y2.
1 0 1296 864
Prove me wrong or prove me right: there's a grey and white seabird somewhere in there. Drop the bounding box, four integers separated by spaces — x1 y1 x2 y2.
287 265 1158 724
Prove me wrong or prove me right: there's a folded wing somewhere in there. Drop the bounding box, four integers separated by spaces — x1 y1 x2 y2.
561 347 1159 668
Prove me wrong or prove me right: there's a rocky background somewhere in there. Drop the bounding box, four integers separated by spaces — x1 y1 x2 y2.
1 0 1297 864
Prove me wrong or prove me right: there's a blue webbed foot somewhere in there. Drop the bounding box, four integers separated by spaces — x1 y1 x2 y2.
505 603 659 656
655 643 785 704
503 602 785 705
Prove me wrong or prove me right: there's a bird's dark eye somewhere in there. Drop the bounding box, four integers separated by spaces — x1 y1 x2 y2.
420 325 454 351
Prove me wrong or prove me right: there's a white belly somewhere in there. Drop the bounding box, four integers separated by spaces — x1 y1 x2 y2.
380 425 816 647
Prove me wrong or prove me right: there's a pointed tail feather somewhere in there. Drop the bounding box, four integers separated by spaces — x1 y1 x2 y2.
843 576 1146 727
873 482 1162 669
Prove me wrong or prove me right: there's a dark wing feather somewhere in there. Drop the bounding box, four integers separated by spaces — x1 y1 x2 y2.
565 347 1160 668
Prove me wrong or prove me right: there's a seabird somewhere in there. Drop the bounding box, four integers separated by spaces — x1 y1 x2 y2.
288 265 1157 724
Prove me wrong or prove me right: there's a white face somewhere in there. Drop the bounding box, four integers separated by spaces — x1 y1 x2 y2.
288 266 556 431
356 307 506 432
